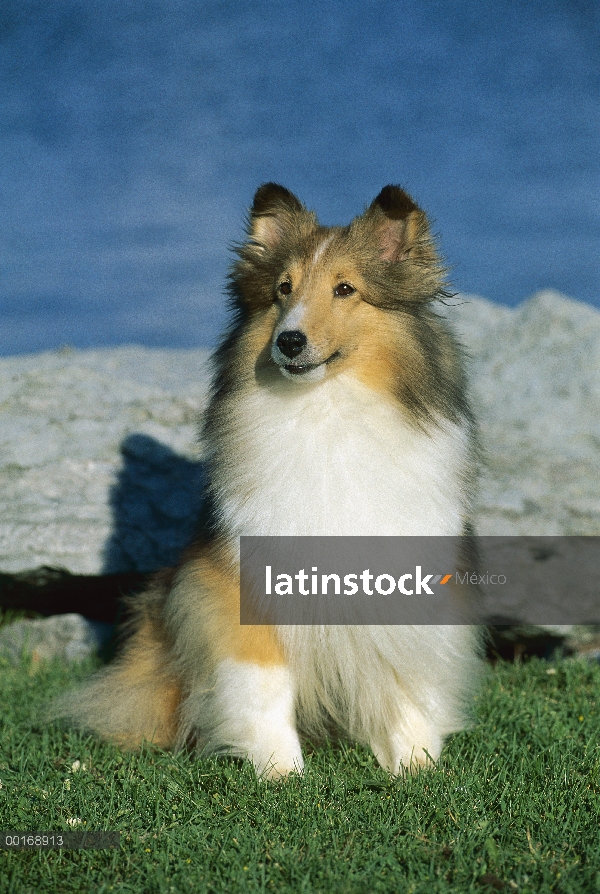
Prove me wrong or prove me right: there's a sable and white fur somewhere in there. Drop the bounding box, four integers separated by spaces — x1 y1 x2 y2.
52 183 481 778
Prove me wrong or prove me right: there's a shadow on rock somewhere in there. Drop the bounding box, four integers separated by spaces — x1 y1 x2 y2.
102 433 206 575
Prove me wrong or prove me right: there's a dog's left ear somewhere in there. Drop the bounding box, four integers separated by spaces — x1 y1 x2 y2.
248 183 306 251
367 185 431 262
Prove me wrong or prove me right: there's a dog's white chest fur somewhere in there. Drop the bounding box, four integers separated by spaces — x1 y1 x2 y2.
212 373 470 538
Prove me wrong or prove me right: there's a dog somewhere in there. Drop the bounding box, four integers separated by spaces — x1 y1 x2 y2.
53 183 481 778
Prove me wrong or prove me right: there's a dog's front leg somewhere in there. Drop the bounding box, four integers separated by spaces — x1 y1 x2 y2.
203 657 304 779
168 554 303 779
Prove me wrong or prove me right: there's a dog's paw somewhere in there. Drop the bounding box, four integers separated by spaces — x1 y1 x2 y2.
251 736 305 781
370 705 443 775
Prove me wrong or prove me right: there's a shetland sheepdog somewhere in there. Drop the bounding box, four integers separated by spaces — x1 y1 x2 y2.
54 183 481 778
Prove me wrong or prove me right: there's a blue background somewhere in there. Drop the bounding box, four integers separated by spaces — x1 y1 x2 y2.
1 0 598 355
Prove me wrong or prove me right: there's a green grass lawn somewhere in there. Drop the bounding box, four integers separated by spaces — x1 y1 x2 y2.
0 654 599 894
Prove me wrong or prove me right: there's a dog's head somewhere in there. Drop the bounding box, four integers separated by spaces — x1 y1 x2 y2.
229 183 448 385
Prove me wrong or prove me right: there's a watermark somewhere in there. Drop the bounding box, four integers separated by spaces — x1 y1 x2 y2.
0 832 120 849
265 564 456 596
455 572 507 586
240 536 600 625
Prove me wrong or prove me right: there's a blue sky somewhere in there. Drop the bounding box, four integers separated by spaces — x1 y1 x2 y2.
1 0 598 354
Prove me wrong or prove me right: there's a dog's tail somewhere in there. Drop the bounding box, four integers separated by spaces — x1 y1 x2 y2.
48 579 182 750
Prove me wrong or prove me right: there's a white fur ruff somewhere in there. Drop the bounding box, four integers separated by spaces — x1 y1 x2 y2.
205 373 478 773
211 373 471 538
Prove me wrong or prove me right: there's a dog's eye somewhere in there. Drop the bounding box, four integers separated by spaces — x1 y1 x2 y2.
278 281 292 296
335 282 355 297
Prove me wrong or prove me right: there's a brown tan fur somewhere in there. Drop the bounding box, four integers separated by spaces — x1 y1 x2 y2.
51 542 285 751
216 183 471 429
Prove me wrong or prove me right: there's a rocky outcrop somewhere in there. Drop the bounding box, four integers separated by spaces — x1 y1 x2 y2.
0 346 211 574
451 291 600 537
0 613 112 664
0 291 598 577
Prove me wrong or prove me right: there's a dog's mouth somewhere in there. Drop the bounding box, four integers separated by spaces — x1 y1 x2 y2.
283 351 340 376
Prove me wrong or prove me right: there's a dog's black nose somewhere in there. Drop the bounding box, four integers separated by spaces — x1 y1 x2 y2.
276 330 307 359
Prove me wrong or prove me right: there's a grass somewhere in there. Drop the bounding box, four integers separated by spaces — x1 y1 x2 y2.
0 654 599 893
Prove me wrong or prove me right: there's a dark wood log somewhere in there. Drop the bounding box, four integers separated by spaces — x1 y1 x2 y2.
0 567 148 624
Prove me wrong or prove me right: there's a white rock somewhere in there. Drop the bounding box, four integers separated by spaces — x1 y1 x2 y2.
0 292 598 576
0 346 211 573
450 290 600 536
0 614 113 665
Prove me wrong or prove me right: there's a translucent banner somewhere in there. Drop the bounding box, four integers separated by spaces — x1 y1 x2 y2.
239 537 600 625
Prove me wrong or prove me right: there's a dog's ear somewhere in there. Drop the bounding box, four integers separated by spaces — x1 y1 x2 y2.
352 185 447 304
248 183 305 251
367 185 431 262
252 183 303 216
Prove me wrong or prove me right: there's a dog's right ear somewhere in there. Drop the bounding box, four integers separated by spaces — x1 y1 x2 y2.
248 183 305 251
